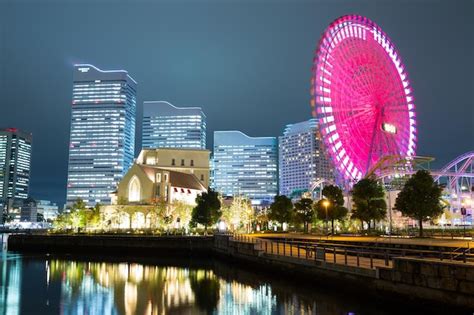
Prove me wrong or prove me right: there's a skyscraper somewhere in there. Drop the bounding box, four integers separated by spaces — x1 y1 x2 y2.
0 128 33 203
278 119 334 197
66 64 137 206
213 131 278 206
142 101 206 150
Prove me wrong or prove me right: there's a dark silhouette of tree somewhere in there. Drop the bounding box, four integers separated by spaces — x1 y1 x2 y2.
268 195 293 230
351 179 387 231
314 185 348 234
294 198 314 233
191 188 221 232
395 170 444 237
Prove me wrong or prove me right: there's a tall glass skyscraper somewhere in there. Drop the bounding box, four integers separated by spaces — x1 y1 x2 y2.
213 131 278 206
0 128 33 203
142 101 206 149
66 64 137 206
278 119 334 197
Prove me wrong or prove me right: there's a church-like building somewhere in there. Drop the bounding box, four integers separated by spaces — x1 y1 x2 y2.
102 148 210 229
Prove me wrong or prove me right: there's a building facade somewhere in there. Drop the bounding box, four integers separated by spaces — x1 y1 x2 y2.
0 128 33 204
36 200 60 221
278 119 334 197
66 64 137 206
213 131 278 206
136 148 210 189
142 101 206 149
114 164 207 206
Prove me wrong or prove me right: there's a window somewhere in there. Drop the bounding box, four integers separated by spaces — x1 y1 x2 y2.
164 173 169 183
190 160 194 166
128 176 141 202
181 159 185 166
146 156 156 165
171 159 175 166
156 173 161 182
200 174 204 181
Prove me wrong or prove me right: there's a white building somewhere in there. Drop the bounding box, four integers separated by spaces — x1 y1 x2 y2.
278 119 333 197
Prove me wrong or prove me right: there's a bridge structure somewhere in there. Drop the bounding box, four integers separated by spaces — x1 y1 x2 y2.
376 151 474 225
309 151 474 226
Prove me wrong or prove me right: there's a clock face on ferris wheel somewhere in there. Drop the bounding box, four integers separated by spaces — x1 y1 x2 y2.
311 15 417 182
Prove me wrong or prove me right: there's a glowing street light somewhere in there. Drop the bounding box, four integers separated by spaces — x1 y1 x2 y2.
322 199 330 235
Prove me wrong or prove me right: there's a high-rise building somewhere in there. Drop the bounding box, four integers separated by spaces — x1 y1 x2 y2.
142 101 206 150
0 128 33 203
278 119 334 197
213 131 278 206
66 64 137 206
36 200 60 221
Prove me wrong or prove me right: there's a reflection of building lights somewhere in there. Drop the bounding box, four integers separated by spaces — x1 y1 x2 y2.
124 281 137 315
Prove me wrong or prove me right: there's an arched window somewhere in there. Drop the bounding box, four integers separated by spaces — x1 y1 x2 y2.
128 176 141 202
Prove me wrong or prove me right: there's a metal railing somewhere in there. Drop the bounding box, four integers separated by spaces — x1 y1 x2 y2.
229 234 474 269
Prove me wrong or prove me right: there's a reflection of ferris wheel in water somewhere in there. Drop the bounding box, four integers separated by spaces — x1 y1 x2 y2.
311 15 417 183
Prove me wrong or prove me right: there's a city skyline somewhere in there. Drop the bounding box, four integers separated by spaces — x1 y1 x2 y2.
0 0 472 205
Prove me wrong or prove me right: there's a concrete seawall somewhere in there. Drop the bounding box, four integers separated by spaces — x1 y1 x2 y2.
7 234 474 309
7 234 214 256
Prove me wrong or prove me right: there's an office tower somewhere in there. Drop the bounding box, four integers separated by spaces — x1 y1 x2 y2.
20 197 37 222
0 128 33 204
66 64 137 206
213 131 278 206
36 200 59 221
278 119 334 197
142 101 206 149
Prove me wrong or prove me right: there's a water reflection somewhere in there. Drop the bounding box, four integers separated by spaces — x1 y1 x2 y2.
0 252 452 315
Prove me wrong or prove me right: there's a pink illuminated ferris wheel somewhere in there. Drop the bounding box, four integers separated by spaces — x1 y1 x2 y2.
311 15 417 182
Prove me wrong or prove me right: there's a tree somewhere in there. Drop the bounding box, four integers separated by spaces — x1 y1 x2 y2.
173 201 193 230
191 189 221 232
221 196 254 232
294 198 314 233
351 178 387 231
314 202 348 235
268 195 293 230
314 185 348 234
395 170 444 237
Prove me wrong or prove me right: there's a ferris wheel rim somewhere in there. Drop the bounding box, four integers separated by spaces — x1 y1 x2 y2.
311 15 417 182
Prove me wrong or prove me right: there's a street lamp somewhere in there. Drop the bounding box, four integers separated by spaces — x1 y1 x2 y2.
322 199 330 235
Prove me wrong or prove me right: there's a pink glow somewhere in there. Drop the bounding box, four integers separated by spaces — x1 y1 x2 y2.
311 15 417 182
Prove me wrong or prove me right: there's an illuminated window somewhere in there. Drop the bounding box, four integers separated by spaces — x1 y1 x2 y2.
128 176 141 202
146 156 156 165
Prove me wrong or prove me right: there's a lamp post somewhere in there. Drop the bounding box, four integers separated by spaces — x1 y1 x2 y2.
322 199 330 235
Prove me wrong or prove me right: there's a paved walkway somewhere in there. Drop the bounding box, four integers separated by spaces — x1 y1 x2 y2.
251 233 473 249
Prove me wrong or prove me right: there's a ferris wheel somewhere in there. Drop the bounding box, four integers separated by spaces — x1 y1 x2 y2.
311 15 417 183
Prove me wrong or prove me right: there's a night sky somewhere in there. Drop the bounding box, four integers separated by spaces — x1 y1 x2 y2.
0 0 472 206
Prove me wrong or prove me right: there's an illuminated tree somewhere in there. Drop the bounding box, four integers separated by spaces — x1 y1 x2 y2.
221 196 254 232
